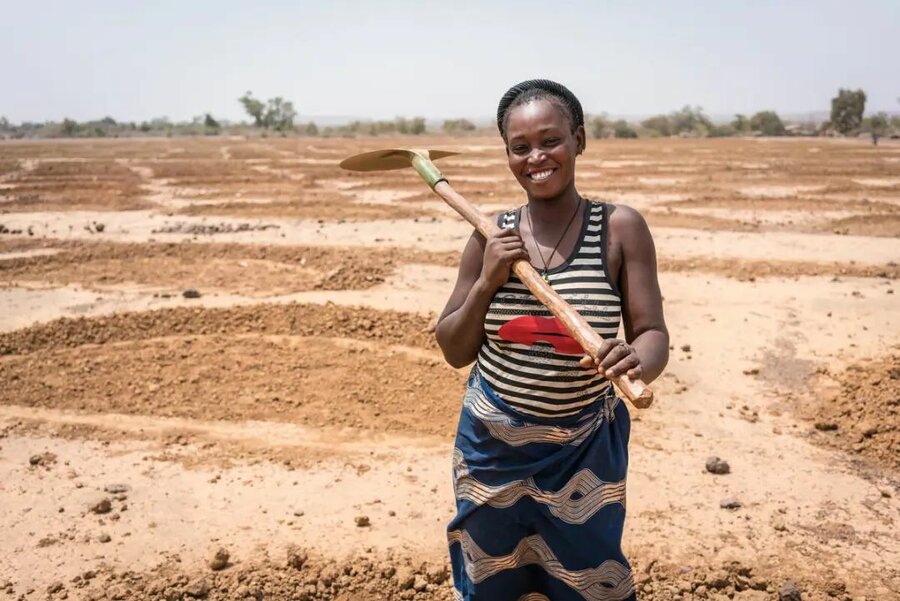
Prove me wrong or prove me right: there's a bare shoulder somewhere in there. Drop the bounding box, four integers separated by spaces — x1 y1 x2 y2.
606 203 653 244
607 202 647 228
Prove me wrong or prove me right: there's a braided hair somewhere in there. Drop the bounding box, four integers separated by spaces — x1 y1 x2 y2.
496 79 585 143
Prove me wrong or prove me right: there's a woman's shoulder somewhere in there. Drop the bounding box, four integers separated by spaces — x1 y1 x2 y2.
601 202 649 231
597 202 654 251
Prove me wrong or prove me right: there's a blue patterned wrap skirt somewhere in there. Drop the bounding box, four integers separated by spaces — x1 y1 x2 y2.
447 367 636 601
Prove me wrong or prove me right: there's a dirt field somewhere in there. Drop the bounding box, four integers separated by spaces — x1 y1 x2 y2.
1 136 898 601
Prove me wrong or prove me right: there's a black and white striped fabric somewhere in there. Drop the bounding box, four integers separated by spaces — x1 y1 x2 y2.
476 201 622 418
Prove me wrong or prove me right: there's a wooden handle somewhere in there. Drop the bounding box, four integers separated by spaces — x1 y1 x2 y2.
432 180 653 409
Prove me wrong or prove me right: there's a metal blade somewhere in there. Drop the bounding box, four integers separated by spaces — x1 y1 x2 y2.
339 148 460 172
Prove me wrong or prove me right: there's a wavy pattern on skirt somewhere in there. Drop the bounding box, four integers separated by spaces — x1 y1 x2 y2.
453 449 626 525
463 383 618 447
518 594 551 601
448 529 634 601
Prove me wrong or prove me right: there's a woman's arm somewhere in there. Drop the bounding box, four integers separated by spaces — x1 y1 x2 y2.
435 228 529 368
582 205 669 383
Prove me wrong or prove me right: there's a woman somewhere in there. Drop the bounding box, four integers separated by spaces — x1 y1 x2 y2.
436 79 669 600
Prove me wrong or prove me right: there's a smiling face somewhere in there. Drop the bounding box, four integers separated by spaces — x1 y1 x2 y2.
503 98 585 201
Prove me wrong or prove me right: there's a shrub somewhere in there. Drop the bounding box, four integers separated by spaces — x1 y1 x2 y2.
731 114 750 133
589 115 612 138
442 119 476 133
641 115 671 137
749 111 786 136
613 120 638 138
709 123 737 137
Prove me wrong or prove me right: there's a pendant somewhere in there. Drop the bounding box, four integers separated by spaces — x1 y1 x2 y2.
542 272 550 284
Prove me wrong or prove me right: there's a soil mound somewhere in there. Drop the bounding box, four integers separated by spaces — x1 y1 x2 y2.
0 304 462 437
0 334 462 437
73 552 455 601
659 256 900 280
0 160 147 211
58 554 849 601
0 241 458 296
805 353 900 470
0 303 438 356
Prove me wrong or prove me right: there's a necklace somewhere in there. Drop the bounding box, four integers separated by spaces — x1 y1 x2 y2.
525 196 582 283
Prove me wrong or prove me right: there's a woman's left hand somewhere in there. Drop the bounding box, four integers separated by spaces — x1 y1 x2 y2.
578 338 643 381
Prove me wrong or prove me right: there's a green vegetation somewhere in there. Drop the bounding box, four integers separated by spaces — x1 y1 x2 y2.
731 114 750 133
589 115 611 138
238 92 265 126
238 92 296 132
830 89 867 135
321 117 428 137
709 123 737 138
639 106 712 137
640 114 672 137
749 111 786 136
612 120 638 138
865 112 888 134
2 87 897 140
442 119 476 134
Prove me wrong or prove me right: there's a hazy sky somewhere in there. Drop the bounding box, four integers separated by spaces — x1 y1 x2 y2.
2 0 898 123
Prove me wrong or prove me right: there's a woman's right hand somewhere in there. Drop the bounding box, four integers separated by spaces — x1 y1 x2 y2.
479 228 530 291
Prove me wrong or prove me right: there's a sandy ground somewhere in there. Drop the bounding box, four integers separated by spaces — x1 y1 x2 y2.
1 136 898 601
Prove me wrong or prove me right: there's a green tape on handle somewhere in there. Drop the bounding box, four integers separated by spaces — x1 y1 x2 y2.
411 154 446 189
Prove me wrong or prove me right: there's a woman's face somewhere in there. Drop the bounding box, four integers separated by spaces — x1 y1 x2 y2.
504 98 585 201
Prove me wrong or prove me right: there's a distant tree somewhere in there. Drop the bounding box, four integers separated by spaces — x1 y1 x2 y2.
0 116 9 131
867 112 889 144
442 118 476 133
709 123 737 138
150 117 172 130
239 91 266 127
305 121 319 136
204 113 220 129
100 116 117 126
640 107 711 137
749 111 786 136
669 106 712 136
830 89 866 135
613 120 638 138
641 115 671 137
392 116 426 135
731 114 750 133
409 117 426 135
868 112 888 134
264 97 296 131
589 115 611 138
61 118 79 137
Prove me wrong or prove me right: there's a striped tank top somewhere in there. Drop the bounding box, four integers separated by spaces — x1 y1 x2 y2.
476 200 622 419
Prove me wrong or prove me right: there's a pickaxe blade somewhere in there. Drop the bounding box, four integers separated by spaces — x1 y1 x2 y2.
339 148 459 172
